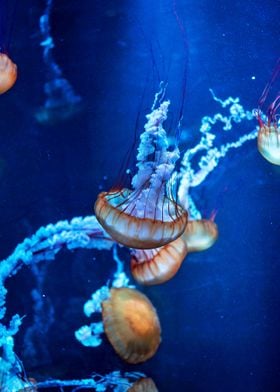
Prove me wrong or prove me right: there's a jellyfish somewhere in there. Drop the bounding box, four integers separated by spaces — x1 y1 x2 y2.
255 59 280 165
35 0 82 124
256 95 280 165
101 287 161 364
0 1 17 94
95 99 188 249
130 217 219 285
183 219 218 252
130 234 188 285
0 53 17 94
128 377 158 392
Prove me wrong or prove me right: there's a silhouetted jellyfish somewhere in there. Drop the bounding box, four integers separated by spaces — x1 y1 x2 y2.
257 95 280 165
131 234 188 285
101 287 161 364
35 0 82 124
95 100 188 249
0 53 17 94
128 377 158 392
183 219 218 252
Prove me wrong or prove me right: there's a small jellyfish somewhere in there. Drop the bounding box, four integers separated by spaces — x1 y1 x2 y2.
0 53 17 94
131 235 188 285
95 100 188 249
128 377 158 392
101 287 161 364
183 219 218 252
35 78 82 125
257 95 280 165
256 59 280 165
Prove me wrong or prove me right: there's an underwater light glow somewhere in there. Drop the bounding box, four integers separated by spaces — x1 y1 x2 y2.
0 0 278 388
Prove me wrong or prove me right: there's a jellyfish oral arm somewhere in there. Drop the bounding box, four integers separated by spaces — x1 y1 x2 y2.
130 100 180 220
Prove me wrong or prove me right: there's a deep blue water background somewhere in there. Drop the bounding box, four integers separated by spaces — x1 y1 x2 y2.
0 0 280 391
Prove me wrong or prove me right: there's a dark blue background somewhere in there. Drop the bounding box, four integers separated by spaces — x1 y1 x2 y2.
0 0 280 391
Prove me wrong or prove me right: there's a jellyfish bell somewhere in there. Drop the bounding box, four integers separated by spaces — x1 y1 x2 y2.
101 287 161 364
256 59 280 165
130 234 188 285
94 100 188 249
258 122 280 165
0 1 18 94
256 96 280 166
95 188 187 249
0 52 17 94
183 219 218 252
128 377 158 392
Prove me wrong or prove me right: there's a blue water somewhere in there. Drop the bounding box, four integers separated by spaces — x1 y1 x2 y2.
0 0 280 391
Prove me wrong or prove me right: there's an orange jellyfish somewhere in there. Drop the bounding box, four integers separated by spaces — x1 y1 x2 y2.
0 52 17 94
101 287 161 364
130 218 218 286
257 95 280 165
128 377 158 392
131 234 188 285
95 100 188 249
183 218 218 252
0 1 18 94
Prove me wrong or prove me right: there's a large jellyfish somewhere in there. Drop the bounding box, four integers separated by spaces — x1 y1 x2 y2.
95 99 188 249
